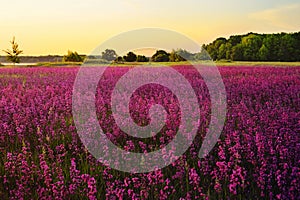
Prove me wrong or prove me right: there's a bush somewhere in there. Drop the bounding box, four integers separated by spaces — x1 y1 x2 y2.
136 55 149 62
123 52 137 62
115 56 124 63
62 51 84 62
151 50 170 62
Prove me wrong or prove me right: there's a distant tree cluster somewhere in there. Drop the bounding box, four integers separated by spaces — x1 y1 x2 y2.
123 52 138 62
121 51 149 62
151 50 170 62
2 31 300 67
101 50 149 63
67 31 300 63
203 32 300 61
62 50 85 62
101 49 117 61
150 49 210 62
100 48 210 63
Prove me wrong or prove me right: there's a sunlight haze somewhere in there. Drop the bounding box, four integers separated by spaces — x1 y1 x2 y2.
0 0 299 55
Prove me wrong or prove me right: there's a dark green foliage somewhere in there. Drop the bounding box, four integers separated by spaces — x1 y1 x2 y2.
203 31 300 61
62 51 84 62
136 55 149 62
241 34 263 61
101 49 118 61
153 54 169 62
91 31 300 63
228 35 242 46
217 44 227 60
123 52 137 62
203 38 227 60
115 56 124 63
258 44 268 61
151 50 170 62
3 37 23 64
231 44 244 61
278 33 298 61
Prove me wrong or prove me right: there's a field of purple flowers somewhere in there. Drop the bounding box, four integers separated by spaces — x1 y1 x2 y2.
0 66 299 199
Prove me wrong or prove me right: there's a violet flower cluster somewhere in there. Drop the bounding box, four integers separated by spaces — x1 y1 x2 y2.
0 66 299 199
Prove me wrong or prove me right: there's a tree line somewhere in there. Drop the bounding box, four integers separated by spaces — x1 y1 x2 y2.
98 31 300 62
2 31 300 64
203 32 300 61
89 48 210 63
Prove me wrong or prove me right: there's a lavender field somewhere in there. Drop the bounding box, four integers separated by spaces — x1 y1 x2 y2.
0 66 299 199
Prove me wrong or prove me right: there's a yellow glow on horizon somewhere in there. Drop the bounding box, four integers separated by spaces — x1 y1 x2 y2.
0 1 299 56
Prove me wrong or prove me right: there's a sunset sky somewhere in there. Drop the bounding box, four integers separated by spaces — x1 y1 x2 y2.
0 0 299 55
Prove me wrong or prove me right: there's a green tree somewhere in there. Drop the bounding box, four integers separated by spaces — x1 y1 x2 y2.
101 49 117 61
136 55 149 62
169 50 186 62
258 44 269 61
3 36 23 64
231 44 244 61
203 31 300 61
278 33 297 61
241 34 262 61
151 50 170 62
228 35 242 46
123 52 137 62
217 44 227 60
262 34 280 61
115 56 124 63
203 38 227 60
225 43 233 60
62 50 84 62
292 32 300 61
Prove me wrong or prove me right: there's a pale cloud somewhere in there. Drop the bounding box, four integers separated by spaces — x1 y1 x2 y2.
249 3 300 29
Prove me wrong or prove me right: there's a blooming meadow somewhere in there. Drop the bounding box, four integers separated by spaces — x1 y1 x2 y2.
0 66 299 199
